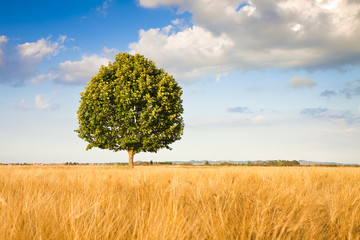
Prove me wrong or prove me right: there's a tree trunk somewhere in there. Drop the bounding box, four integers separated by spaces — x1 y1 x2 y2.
127 150 134 168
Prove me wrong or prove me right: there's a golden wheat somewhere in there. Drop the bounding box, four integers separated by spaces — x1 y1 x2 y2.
0 165 360 239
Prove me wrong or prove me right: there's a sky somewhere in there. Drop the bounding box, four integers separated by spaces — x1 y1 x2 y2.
1 0 360 164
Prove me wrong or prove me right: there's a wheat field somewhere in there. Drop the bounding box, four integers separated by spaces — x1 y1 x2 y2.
0 165 360 240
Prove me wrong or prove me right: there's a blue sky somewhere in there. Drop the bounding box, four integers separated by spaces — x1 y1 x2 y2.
1 0 359 164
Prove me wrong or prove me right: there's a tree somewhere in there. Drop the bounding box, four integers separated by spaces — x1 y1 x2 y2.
75 53 184 167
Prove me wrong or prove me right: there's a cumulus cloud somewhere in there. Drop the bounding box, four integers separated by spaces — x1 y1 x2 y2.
289 77 316 88
0 35 66 86
54 55 110 84
130 25 234 81
12 94 59 111
134 0 360 81
17 36 65 60
227 107 252 113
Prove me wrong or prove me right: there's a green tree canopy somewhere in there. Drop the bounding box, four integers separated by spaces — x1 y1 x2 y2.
75 53 184 167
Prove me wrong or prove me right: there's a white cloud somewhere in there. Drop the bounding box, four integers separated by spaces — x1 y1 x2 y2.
35 95 51 110
130 25 234 81
56 55 110 84
291 23 302 32
12 95 59 111
103 46 118 58
0 35 66 86
319 0 341 10
289 77 316 88
139 0 182 8
10 47 111 85
135 0 360 81
30 73 56 85
17 36 65 61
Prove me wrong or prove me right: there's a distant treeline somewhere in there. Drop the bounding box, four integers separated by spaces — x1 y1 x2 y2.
2 160 359 167
216 160 300 166
136 160 301 166
248 160 300 166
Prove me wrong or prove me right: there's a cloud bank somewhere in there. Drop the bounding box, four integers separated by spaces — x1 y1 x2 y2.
133 0 360 82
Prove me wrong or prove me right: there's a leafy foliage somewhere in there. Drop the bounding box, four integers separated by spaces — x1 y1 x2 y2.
75 53 184 157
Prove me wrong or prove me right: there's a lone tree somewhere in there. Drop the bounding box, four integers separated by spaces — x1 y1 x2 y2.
75 53 184 167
